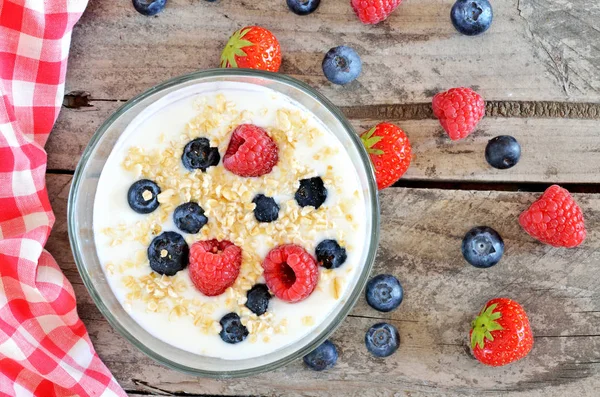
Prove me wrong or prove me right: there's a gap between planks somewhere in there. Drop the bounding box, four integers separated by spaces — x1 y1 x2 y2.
45 169 600 193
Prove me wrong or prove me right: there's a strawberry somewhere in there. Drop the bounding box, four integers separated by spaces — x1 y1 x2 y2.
360 122 412 190
470 298 534 367
220 26 282 73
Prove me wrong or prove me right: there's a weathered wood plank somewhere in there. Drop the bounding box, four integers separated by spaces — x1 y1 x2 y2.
46 101 121 172
65 0 600 105
47 100 600 183
518 0 600 98
46 174 600 395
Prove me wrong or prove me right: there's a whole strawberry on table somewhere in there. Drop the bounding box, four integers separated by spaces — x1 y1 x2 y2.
360 122 412 190
470 298 534 367
220 26 282 72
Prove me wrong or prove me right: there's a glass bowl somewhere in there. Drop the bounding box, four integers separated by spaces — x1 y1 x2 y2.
68 69 380 377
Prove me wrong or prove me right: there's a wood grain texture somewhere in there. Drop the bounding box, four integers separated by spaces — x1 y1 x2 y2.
47 100 600 183
46 175 600 396
518 0 600 98
64 0 600 105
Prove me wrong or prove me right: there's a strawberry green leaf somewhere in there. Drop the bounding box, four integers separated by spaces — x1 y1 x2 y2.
483 303 497 316
362 126 377 140
487 321 504 332
470 303 504 350
234 47 250 57
361 126 384 155
238 27 251 38
220 28 255 69
471 330 485 350
368 148 385 155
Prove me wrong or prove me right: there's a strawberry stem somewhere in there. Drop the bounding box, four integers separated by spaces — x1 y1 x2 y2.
470 303 504 350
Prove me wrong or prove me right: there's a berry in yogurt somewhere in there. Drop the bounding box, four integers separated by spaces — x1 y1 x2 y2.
263 244 319 303
223 124 279 177
245 284 272 316
295 176 327 209
127 179 161 214
173 202 208 234
219 312 249 344
181 137 221 172
315 239 347 269
189 239 242 297
252 194 280 223
147 231 189 276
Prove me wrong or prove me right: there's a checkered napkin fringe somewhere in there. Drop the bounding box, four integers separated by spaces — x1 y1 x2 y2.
0 1 125 395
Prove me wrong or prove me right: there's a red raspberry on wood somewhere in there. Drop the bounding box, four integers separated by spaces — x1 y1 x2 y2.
519 185 586 248
432 87 485 141
351 0 403 25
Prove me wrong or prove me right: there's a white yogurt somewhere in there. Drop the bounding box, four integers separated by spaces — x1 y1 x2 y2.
93 82 368 360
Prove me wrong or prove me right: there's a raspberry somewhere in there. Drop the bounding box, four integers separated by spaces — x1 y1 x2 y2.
263 244 319 303
188 239 242 296
519 185 586 248
351 0 402 25
432 87 485 141
223 124 278 177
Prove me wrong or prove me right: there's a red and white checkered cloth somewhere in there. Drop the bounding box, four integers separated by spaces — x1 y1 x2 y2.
0 1 126 395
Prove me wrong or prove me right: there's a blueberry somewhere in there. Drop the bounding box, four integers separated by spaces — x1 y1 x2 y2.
303 340 338 371
365 274 403 312
181 138 220 172
461 226 504 268
365 323 400 358
322 46 362 85
147 231 189 276
127 179 161 214
219 313 249 344
451 0 493 36
132 0 167 16
315 240 347 269
295 177 327 209
287 0 320 15
485 135 521 170
252 194 280 223
245 284 271 316
173 202 208 234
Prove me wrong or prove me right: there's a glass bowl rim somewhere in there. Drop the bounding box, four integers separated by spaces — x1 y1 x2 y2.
67 68 381 378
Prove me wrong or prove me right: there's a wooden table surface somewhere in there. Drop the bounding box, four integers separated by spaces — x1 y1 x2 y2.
46 0 600 395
